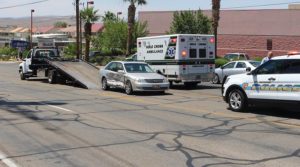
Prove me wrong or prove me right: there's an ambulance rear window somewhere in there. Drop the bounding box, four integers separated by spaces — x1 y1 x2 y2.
190 49 197 58
199 49 206 58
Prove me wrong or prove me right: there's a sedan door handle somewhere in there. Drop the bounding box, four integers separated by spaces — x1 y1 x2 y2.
268 77 276 81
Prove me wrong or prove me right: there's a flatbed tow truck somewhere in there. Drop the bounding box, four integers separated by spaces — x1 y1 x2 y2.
19 46 100 89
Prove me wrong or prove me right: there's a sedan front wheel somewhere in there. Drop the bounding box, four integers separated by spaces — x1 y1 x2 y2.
125 81 133 95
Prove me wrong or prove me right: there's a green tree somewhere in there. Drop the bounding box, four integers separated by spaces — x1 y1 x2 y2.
63 43 77 58
92 20 148 55
80 7 100 62
54 21 68 28
169 10 212 34
212 0 221 56
123 0 147 56
102 11 117 22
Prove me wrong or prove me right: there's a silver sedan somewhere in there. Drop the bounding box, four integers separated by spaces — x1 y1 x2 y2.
212 60 261 84
100 61 169 95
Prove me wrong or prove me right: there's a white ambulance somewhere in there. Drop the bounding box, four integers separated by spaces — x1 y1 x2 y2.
136 34 215 88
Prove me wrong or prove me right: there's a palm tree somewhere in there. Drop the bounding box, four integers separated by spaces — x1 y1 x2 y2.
80 7 100 62
212 0 221 57
123 0 147 56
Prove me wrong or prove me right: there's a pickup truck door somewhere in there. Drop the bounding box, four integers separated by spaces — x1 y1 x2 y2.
25 50 33 73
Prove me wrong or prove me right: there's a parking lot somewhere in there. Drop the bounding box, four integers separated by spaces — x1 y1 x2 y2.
0 62 300 167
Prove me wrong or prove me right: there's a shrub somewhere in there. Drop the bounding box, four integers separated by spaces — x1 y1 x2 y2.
90 56 126 66
215 58 229 68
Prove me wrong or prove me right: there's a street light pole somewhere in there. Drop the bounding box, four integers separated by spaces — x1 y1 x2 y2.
30 9 34 49
117 12 122 20
87 1 94 8
76 0 80 59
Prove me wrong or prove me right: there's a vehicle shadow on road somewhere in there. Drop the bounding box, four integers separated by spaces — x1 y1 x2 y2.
171 84 221 90
103 88 173 96
232 106 300 120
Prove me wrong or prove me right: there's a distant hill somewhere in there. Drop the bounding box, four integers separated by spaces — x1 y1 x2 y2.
0 16 76 28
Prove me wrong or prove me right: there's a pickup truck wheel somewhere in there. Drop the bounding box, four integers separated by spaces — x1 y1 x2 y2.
228 89 247 112
102 78 110 90
20 70 26 80
125 81 133 95
48 70 57 84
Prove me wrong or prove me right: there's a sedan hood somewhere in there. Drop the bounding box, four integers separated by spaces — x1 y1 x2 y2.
126 73 165 80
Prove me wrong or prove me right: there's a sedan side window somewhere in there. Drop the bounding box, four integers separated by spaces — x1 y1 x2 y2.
117 63 124 71
106 62 117 72
223 62 236 69
236 62 246 68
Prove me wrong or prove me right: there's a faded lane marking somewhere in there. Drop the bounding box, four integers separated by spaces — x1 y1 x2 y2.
0 151 19 167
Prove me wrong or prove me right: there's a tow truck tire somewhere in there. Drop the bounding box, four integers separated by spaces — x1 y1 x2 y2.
20 69 26 80
101 78 110 90
125 80 133 95
228 89 247 112
48 70 57 84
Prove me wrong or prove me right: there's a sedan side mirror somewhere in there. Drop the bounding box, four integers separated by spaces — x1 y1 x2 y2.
117 70 125 73
246 67 251 72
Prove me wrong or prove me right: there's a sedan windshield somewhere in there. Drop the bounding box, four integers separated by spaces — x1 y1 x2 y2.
125 63 155 73
249 61 261 67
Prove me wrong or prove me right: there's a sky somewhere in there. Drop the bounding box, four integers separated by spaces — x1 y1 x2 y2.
0 0 299 18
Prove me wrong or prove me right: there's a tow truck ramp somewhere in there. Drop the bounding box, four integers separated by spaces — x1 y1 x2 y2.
49 60 100 89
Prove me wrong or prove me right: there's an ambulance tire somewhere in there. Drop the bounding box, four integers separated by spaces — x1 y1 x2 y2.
228 89 247 112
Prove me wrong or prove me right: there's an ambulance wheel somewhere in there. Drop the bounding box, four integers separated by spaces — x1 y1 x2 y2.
212 73 220 84
228 89 247 112
125 80 133 95
48 70 57 84
184 82 198 89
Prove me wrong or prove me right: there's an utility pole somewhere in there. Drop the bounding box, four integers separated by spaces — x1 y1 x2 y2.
30 9 35 49
76 0 80 59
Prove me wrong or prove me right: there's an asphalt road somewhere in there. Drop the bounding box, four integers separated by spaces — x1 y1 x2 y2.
0 62 300 167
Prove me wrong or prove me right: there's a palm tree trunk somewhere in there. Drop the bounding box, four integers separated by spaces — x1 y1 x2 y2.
126 3 136 56
212 0 221 57
84 22 92 62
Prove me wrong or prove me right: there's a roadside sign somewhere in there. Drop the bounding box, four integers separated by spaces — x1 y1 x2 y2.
10 40 29 49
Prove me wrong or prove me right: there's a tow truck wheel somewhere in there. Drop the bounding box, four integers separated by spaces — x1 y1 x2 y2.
125 81 133 95
48 70 57 84
101 78 110 90
20 69 26 80
228 89 247 112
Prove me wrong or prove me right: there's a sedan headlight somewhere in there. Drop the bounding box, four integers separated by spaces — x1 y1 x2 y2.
135 78 145 83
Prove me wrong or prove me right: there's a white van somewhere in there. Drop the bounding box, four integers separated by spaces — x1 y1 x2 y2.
137 34 215 88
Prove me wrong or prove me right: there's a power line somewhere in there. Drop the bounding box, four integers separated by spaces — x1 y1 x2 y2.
222 1 300 10
0 0 49 10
